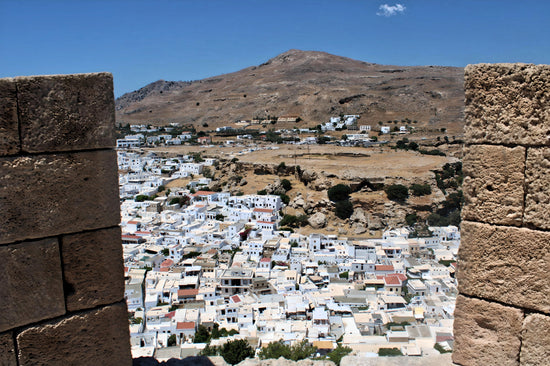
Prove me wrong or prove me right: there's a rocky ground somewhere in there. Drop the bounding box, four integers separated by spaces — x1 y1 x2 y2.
156 143 462 236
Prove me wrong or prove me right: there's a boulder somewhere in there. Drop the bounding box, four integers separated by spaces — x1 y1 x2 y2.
308 212 327 229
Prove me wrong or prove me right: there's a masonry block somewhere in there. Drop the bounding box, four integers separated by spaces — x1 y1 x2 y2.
0 78 20 156
61 227 125 311
524 148 550 229
15 73 115 153
520 314 550 366
17 302 132 366
0 150 120 244
462 145 525 226
0 239 65 332
464 63 550 145
0 331 17 366
452 295 523 366
458 221 550 313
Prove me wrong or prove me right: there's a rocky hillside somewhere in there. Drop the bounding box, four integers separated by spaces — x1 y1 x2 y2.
116 50 465 134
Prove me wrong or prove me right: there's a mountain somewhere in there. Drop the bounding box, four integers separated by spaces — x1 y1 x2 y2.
115 49 465 133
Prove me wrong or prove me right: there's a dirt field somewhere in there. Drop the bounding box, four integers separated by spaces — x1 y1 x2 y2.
148 144 455 180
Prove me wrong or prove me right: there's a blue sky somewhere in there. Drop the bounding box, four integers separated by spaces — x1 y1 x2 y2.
1 1 548 97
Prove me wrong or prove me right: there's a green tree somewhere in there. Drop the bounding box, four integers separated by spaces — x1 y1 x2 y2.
258 340 292 360
199 343 220 356
408 141 419 151
334 200 354 219
339 271 349 279
405 213 418 226
220 339 254 365
289 340 317 361
167 334 177 347
328 184 351 202
281 179 292 191
409 183 432 196
279 194 290 205
161 248 169 256
384 184 409 202
328 344 353 366
194 325 210 343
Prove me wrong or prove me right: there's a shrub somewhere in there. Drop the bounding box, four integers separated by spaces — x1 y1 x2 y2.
167 334 177 347
279 193 290 205
385 184 409 202
405 213 418 226
281 179 292 191
334 200 353 219
328 344 353 366
328 184 351 202
409 183 432 196
220 339 254 365
378 348 403 357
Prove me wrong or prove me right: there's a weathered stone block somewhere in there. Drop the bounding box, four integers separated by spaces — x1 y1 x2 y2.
462 145 525 226
452 295 523 366
0 239 65 332
520 314 550 366
16 73 115 153
458 221 550 313
0 78 20 156
0 331 17 366
17 302 132 366
464 63 550 145
62 227 125 311
0 150 120 244
524 148 550 229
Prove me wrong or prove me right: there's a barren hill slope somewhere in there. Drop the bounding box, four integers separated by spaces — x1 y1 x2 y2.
116 49 464 133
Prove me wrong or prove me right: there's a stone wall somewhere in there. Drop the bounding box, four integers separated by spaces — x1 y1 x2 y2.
454 64 550 366
0 73 132 365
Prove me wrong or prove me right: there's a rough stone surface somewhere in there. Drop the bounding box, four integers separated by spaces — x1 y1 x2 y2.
17 302 132 366
0 239 65 332
524 148 550 229
0 150 120 244
340 354 453 365
16 73 115 153
458 221 550 312
0 78 19 156
308 212 327 229
0 331 17 366
520 314 550 366
62 227 125 311
462 145 525 226
464 63 550 146
452 295 523 366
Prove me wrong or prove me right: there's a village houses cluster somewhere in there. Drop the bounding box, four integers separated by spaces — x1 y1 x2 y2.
118 144 458 360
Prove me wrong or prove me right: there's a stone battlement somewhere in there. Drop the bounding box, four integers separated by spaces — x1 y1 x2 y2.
454 63 550 366
0 73 132 365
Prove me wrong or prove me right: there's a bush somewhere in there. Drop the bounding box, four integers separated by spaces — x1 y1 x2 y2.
279 194 290 205
334 200 354 219
385 184 409 202
135 194 152 202
339 271 349 279
328 344 353 366
409 183 432 196
281 179 292 191
167 334 177 347
220 339 254 365
378 348 403 357
408 141 419 150
328 184 351 202
405 213 418 226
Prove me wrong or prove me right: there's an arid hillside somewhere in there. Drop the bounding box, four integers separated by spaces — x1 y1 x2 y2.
116 49 465 134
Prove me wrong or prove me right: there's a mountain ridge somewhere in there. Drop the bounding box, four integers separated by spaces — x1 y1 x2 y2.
115 49 464 133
